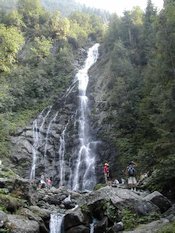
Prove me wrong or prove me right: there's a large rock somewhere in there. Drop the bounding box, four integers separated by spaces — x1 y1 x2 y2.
11 178 31 200
65 225 89 233
0 210 8 227
17 208 42 222
64 207 90 231
18 208 49 233
85 186 159 217
29 206 51 220
94 217 108 233
5 214 40 233
143 191 172 213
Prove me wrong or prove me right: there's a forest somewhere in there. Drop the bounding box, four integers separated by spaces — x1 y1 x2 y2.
0 0 175 200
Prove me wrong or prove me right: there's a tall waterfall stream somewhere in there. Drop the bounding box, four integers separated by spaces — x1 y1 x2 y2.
30 43 99 192
71 43 100 191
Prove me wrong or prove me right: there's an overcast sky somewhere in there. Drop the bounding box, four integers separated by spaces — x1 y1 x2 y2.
75 0 164 15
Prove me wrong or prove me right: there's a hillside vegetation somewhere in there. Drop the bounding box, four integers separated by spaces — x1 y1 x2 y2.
0 0 175 199
102 0 175 197
0 0 105 159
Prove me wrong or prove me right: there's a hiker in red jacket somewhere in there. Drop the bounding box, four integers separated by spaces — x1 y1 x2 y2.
104 162 110 185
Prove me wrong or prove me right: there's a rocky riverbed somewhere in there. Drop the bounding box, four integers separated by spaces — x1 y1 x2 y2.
0 165 174 233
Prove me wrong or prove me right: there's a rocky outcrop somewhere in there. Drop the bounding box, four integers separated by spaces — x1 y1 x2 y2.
5 215 40 233
0 181 174 233
143 191 172 213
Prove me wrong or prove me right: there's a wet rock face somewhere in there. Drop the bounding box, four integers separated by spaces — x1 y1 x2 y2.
9 44 122 190
9 45 110 188
9 73 80 184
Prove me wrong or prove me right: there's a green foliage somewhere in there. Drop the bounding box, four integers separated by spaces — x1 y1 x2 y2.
0 114 10 157
0 0 105 163
69 11 105 46
157 221 175 233
0 24 24 72
0 166 17 179
48 11 70 39
81 204 90 215
105 201 118 222
121 209 160 230
94 183 106 190
121 209 138 230
137 212 160 224
102 0 175 197
0 193 26 213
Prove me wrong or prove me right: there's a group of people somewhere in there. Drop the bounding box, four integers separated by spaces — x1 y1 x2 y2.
103 161 137 191
38 175 53 189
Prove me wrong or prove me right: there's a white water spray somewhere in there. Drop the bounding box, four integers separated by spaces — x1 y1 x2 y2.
58 123 68 187
44 112 58 158
30 106 52 180
49 214 64 233
72 43 100 191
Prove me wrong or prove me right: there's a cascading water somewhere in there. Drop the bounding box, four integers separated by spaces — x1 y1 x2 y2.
49 214 64 233
90 222 95 233
72 43 100 191
30 106 52 180
44 112 58 159
58 124 68 187
30 119 39 180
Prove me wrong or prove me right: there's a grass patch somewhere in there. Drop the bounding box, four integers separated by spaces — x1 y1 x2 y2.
94 183 106 191
121 208 160 231
156 221 175 233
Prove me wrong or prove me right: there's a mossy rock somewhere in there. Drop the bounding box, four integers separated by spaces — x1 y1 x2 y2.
94 183 106 191
0 166 18 179
0 194 26 213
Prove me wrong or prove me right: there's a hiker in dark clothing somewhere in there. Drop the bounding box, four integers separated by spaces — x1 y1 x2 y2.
126 161 137 191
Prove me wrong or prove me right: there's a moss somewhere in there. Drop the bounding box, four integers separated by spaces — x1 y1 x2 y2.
0 194 26 213
0 204 7 212
0 229 10 233
0 189 9 195
7 102 49 134
121 208 161 231
81 204 90 215
121 209 138 230
0 167 17 179
156 221 175 233
94 183 106 191
138 212 160 224
105 201 118 222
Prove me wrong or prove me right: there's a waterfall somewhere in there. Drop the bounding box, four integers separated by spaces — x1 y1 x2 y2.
30 106 52 180
30 119 39 180
49 214 64 233
58 124 68 187
90 219 97 233
44 112 58 159
72 43 100 191
90 222 95 233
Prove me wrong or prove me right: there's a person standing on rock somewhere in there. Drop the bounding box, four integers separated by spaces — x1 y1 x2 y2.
38 174 46 189
126 161 137 191
104 162 110 185
46 177 52 189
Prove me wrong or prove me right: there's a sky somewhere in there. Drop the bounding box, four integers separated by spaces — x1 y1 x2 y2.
75 0 164 16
